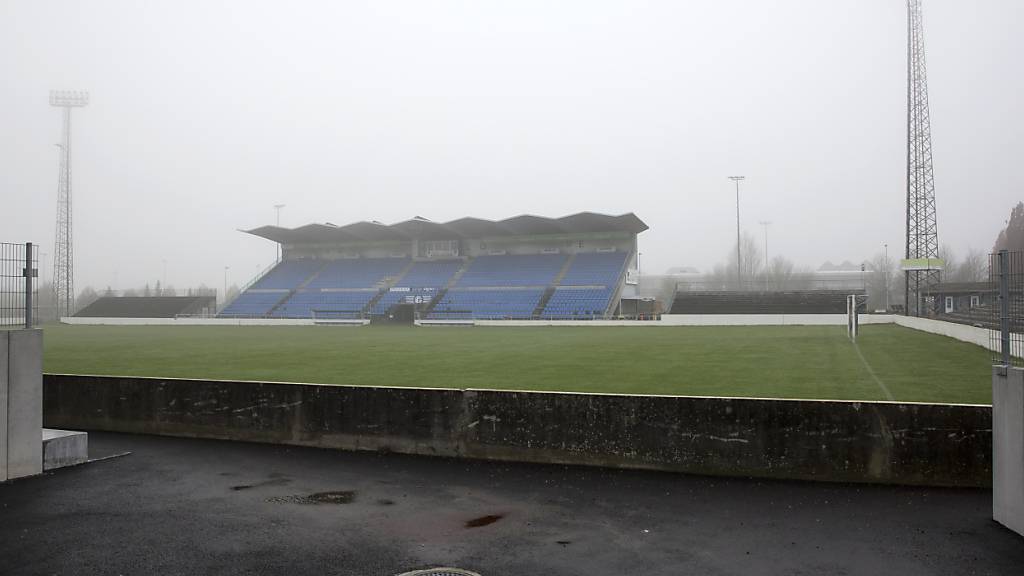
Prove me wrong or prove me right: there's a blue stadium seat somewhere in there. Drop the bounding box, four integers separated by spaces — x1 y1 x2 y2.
455 254 566 287
305 258 409 289
249 260 323 290
542 287 615 318
219 292 287 317
273 290 377 318
428 288 545 320
558 252 628 287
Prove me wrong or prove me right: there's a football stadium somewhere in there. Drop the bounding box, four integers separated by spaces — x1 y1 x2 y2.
4 2 1023 574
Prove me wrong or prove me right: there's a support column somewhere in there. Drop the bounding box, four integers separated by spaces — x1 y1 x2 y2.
993 366 1024 536
5 329 43 479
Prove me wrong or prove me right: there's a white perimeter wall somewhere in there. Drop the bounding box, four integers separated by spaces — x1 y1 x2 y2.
893 315 999 353
62 317 319 326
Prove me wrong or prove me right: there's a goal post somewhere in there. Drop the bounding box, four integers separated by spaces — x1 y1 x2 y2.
847 294 862 340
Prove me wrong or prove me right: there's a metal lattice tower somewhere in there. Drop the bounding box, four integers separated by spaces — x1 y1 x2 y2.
905 0 940 316
49 90 89 318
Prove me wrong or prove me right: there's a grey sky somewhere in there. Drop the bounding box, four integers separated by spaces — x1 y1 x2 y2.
1 0 1021 291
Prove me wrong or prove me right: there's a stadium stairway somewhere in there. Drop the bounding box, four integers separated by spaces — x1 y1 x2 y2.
532 252 577 315
267 261 329 318
423 288 449 317
363 260 418 315
533 287 557 317
418 256 472 317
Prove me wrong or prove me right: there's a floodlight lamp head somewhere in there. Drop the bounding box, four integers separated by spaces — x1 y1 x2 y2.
49 90 90 107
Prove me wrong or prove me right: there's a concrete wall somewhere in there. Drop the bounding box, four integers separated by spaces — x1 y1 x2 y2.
43 374 991 487
3 330 43 481
895 316 1005 355
435 315 895 327
660 314 894 326
993 366 1024 536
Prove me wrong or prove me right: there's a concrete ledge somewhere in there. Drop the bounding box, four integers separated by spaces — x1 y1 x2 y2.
42 428 88 470
42 374 992 487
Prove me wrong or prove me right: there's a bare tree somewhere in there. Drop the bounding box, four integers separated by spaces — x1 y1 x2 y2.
866 252 898 311
76 286 100 312
764 256 795 291
723 232 763 289
957 248 987 283
938 244 959 282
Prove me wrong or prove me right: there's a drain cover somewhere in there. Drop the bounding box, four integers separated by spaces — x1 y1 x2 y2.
397 565 481 569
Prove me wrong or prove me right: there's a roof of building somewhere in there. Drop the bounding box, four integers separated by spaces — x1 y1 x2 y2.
243 212 647 244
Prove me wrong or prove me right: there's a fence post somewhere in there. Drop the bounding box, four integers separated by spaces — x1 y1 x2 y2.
999 249 1010 366
23 242 34 329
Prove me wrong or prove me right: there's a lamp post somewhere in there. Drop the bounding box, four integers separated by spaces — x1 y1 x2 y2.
274 204 286 262
884 243 890 312
728 176 745 287
223 266 230 307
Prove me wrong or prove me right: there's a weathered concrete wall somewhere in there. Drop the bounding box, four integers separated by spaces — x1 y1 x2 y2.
4 330 43 480
43 374 992 487
993 366 1024 536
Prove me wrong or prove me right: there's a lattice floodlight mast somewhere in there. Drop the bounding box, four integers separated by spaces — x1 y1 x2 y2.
49 90 89 318
904 1 941 316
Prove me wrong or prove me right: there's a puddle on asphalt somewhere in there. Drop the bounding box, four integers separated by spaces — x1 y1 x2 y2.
376 498 396 506
230 477 291 491
267 490 356 505
465 514 504 528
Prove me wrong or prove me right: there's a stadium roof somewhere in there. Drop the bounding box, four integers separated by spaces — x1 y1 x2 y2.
243 212 647 244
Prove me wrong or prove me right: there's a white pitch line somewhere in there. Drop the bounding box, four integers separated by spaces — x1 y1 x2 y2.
852 340 895 401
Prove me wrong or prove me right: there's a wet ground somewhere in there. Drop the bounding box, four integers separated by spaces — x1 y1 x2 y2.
1 432 1022 575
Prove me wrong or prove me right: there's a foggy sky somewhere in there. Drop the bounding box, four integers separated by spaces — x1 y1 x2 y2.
2 0 1022 293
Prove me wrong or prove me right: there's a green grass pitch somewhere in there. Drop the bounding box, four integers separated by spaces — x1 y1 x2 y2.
41 323 992 404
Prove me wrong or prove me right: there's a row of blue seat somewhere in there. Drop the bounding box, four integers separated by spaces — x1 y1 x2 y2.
221 252 628 318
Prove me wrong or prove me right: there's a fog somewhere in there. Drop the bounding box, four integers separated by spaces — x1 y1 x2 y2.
1 0 1021 293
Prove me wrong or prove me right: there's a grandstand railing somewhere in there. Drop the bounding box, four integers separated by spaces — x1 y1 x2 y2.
226 256 283 310
1 242 38 329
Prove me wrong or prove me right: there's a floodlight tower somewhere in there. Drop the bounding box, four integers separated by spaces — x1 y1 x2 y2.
904 1 941 316
49 90 89 318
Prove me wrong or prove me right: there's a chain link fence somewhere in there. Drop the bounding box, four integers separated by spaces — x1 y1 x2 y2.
1 242 38 329
990 250 1024 367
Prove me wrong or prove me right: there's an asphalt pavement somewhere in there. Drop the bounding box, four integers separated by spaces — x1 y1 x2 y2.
1 432 1022 575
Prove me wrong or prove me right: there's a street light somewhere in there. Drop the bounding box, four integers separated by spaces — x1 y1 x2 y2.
223 266 230 307
728 176 745 287
274 204 286 261
884 243 890 312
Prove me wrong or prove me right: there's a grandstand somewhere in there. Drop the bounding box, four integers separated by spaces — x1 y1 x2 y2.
220 212 645 320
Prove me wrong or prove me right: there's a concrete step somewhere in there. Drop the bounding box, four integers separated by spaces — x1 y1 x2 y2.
42 428 88 471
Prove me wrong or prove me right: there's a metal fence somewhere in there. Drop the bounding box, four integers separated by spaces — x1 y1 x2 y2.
990 250 1024 367
0 242 38 329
